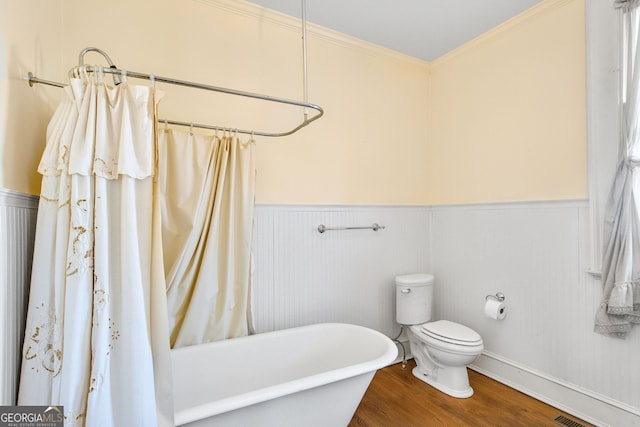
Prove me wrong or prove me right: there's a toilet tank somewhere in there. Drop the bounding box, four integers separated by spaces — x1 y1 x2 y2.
395 273 434 325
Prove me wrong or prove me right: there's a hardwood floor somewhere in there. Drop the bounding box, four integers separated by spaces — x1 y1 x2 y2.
349 360 594 427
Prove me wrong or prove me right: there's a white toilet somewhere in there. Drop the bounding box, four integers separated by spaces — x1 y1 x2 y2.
395 273 483 398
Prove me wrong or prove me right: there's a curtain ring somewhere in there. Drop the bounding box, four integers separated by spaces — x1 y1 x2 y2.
97 66 104 83
242 131 255 148
80 65 90 81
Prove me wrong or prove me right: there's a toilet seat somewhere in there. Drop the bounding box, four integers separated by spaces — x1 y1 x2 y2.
421 320 482 346
420 320 482 347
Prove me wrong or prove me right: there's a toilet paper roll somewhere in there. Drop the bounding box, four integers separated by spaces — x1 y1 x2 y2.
484 299 506 320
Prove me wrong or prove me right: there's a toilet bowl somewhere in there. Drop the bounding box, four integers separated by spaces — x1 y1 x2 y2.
407 320 483 398
395 274 484 398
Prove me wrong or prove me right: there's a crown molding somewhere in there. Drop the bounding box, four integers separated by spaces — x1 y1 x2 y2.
431 0 577 69
194 0 431 71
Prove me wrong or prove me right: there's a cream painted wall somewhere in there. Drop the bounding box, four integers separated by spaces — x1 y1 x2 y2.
0 0 64 195
0 0 586 205
58 0 432 205
429 0 587 205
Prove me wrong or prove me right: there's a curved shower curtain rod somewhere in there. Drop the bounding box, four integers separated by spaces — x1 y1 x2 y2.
26 47 324 138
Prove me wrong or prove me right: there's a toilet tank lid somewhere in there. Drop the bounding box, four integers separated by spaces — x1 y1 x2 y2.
395 273 434 286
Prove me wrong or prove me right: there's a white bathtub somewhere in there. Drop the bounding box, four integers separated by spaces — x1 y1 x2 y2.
170 322 398 427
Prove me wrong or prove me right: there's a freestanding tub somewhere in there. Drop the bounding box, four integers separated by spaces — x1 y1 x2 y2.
170 322 398 426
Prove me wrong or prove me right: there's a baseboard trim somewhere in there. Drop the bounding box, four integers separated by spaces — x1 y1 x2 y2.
470 352 640 427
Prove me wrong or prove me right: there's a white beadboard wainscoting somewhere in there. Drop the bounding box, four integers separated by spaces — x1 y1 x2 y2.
0 188 38 405
4 197 639 424
251 205 431 337
252 201 640 427
430 200 640 427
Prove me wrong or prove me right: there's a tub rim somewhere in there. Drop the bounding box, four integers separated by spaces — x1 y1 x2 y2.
172 322 397 425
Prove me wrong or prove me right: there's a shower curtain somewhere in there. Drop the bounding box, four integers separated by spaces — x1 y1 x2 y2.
159 129 255 348
18 69 173 426
595 0 640 337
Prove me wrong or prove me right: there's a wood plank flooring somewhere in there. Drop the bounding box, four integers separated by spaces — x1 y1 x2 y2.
349 360 594 427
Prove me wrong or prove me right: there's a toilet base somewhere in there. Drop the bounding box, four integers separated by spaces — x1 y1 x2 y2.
411 366 474 398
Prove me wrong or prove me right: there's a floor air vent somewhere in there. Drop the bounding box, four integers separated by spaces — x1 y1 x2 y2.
553 414 587 427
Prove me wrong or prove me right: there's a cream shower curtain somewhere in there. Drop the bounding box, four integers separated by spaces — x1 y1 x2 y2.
595 0 640 337
159 129 255 348
18 69 173 426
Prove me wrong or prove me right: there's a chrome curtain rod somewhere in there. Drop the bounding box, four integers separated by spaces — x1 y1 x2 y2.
26 49 324 138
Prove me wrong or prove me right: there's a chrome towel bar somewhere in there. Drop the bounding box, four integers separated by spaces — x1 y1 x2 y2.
317 223 386 233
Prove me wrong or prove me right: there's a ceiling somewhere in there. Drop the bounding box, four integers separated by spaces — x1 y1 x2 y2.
248 0 542 62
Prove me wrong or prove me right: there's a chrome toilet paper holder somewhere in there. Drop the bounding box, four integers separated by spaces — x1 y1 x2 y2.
485 292 505 302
